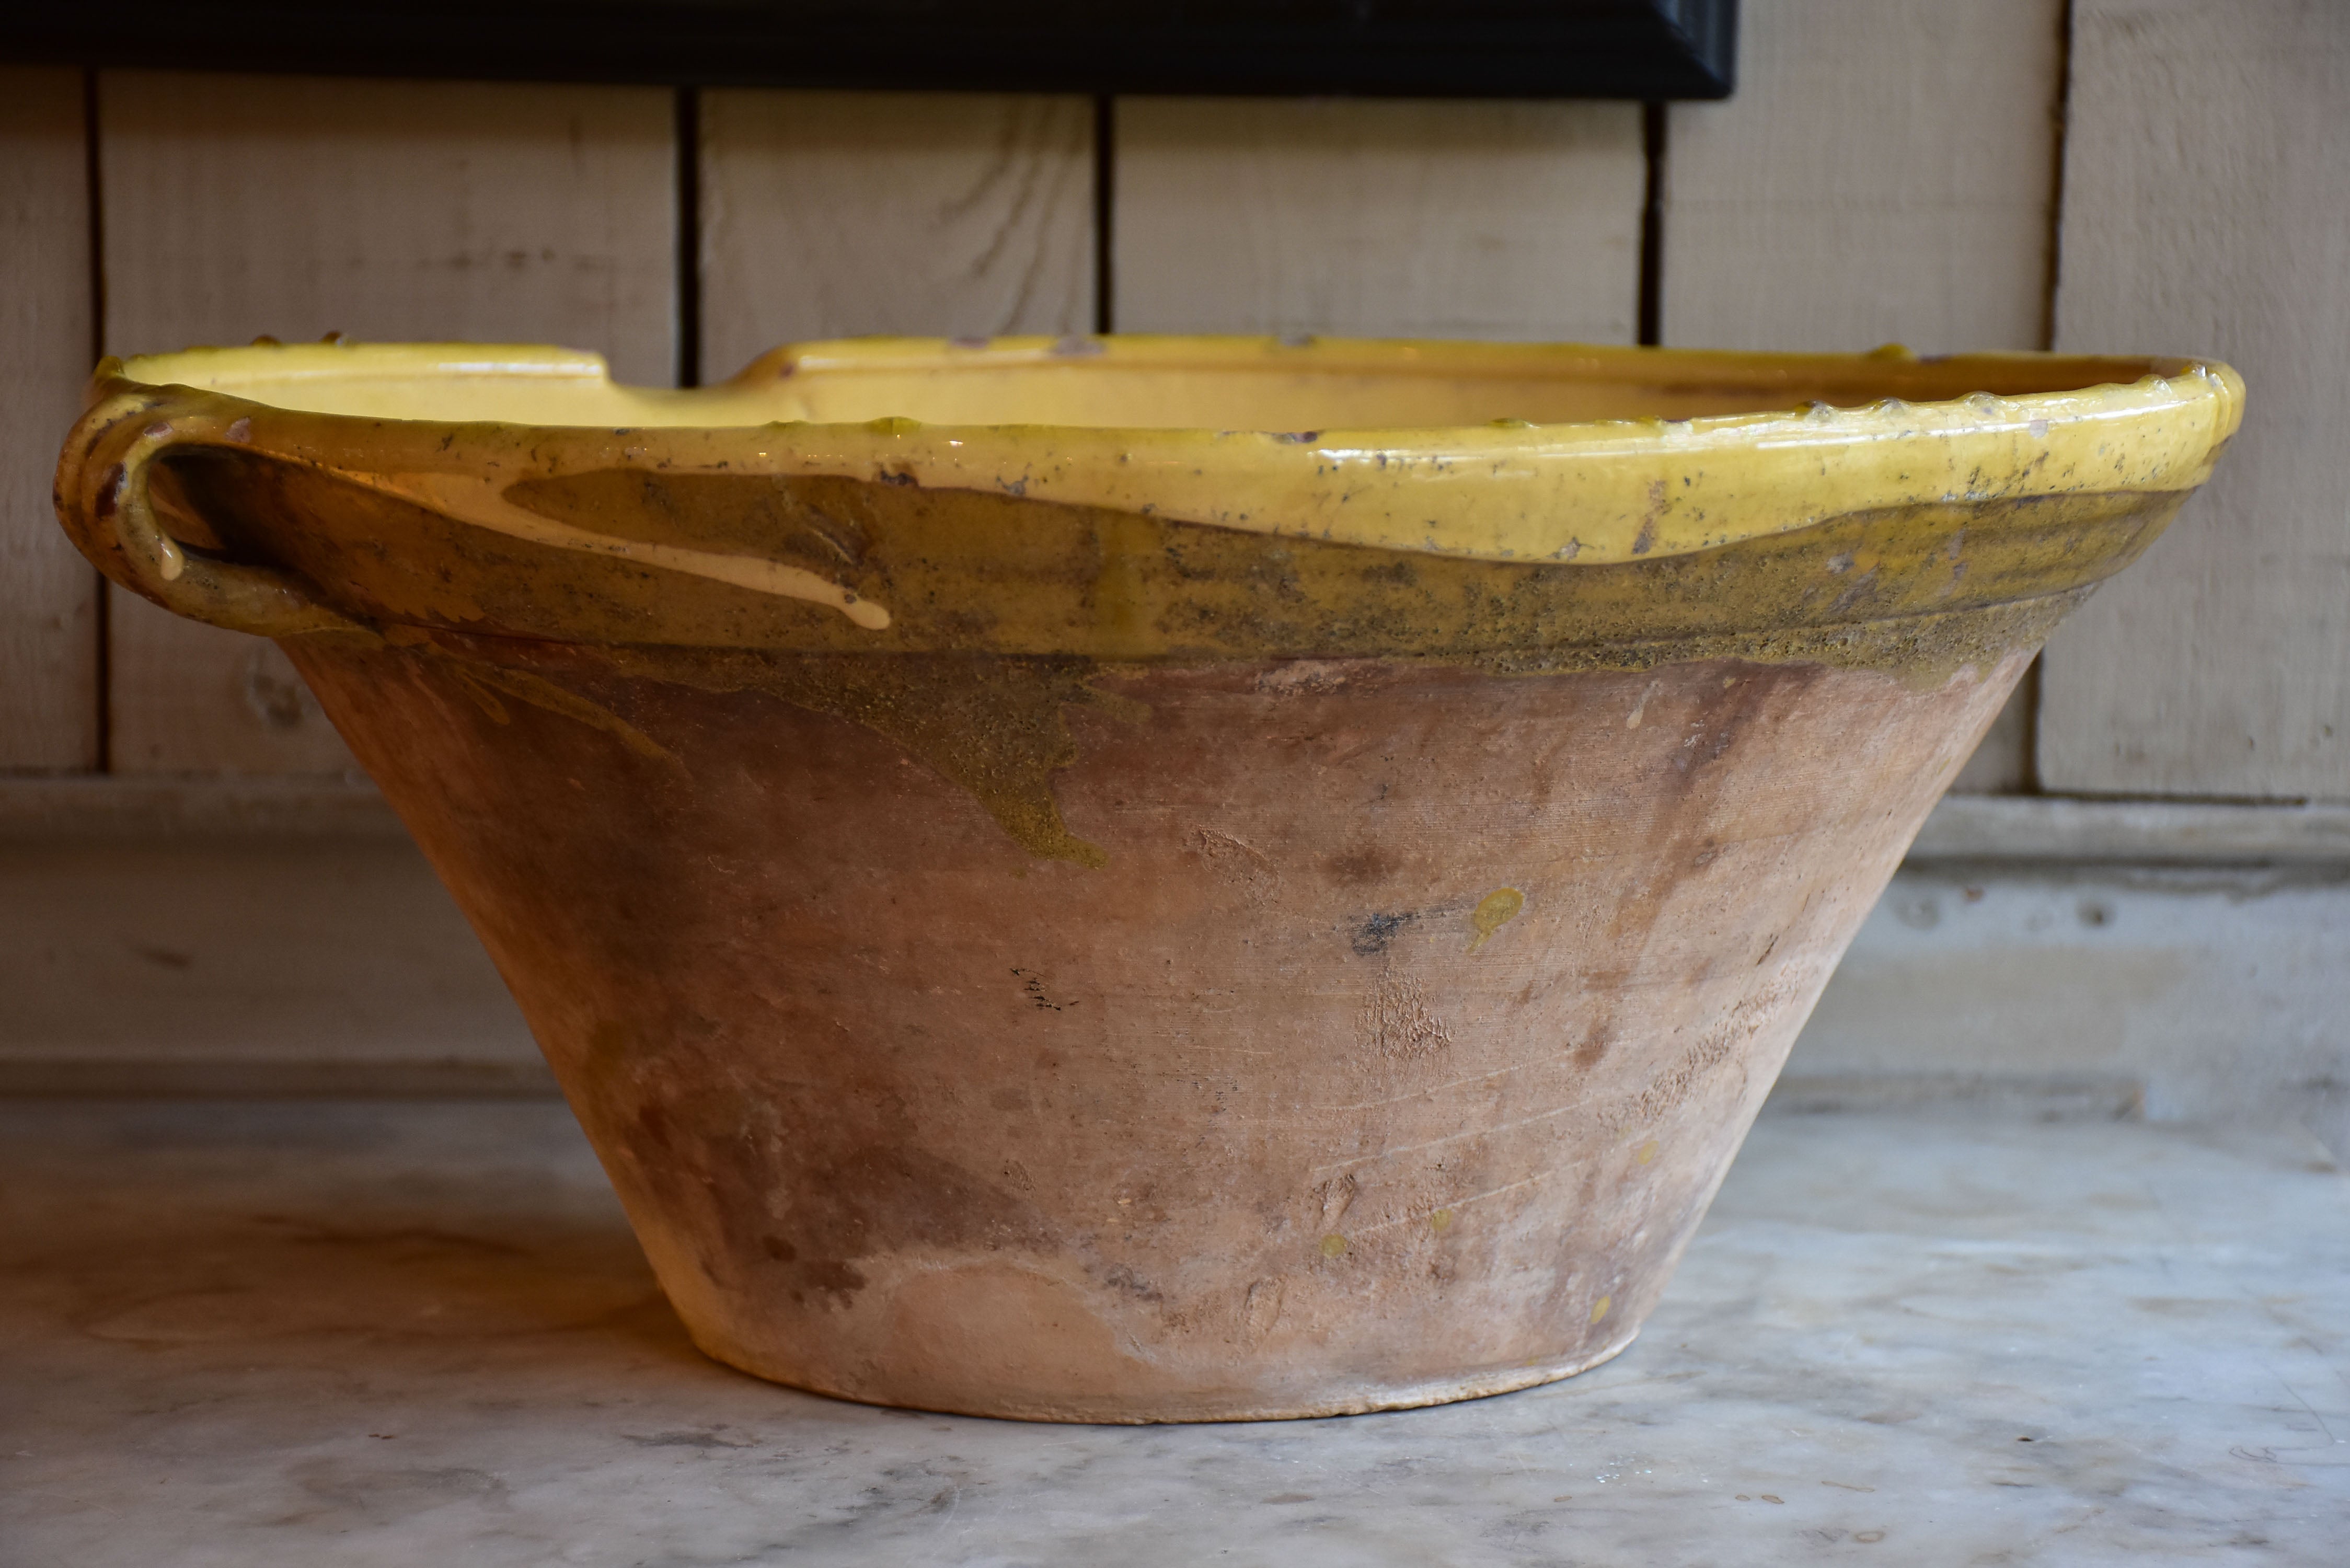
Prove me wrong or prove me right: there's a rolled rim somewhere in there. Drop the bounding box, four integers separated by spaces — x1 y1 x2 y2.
96 335 2244 567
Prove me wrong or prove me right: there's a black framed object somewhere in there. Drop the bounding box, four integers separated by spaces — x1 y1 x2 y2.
2 2 1735 100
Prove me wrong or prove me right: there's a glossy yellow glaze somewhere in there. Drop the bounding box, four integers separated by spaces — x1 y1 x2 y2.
55 335 2240 864
110 335 2240 566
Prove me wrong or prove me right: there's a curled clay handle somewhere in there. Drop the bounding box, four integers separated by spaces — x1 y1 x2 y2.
54 388 367 639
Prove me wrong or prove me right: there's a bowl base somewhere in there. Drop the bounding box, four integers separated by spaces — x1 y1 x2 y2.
684 1326 1644 1425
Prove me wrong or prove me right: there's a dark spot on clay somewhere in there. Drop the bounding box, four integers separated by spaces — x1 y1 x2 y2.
1101 1263 1163 1302
1659 661 1827 791
1351 911 1416 955
604 1062 1057 1312
1329 845 1398 885
131 944 193 970
94 465 122 520
797 1258 870 1300
1011 967 1064 1010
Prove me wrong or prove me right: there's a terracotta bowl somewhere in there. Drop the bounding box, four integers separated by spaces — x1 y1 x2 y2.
54 336 2241 1422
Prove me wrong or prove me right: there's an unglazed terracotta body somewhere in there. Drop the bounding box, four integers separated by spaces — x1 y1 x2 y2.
291 639 2018 1419
54 336 2240 1421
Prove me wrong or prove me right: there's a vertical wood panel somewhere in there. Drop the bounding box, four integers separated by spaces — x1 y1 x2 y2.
1946 665 2036 795
1113 99 1644 341
1661 0 2064 792
1660 0 2065 354
2040 0 2350 800
0 67 99 771
698 91 1093 381
98 71 677 774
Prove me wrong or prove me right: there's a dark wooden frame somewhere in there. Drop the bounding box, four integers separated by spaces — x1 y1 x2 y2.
2 1 1735 99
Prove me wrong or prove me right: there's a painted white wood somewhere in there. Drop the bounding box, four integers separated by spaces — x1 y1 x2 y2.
0 838 537 1088
0 776 400 844
2039 0 2350 800
1660 0 2065 355
99 73 677 381
1945 670 2034 794
1793 862 2350 1137
698 90 1094 381
100 608 366 775
0 67 99 770
1113 97 1644 341
96 71 677 774
1908 795 2350 864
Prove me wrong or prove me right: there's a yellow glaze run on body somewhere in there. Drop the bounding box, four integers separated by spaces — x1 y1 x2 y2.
103 335 2239 568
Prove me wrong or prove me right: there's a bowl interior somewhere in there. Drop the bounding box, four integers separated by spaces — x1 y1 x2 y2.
121 336 2192 434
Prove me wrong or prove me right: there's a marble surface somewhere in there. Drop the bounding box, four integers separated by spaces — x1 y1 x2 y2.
3 1099 2345 1566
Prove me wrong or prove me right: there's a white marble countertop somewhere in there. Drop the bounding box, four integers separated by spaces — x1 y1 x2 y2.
4 1098 2345 1566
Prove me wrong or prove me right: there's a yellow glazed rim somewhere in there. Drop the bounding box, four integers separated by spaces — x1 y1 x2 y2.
107 335 2244 569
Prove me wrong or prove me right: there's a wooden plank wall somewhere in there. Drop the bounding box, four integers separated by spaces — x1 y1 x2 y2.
96 72 676 774
0 68 99 771
1113 98 1643 342
1 8 2341 806
2039 0 2350 801
699 90 1093 379
1661 0 2065 356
